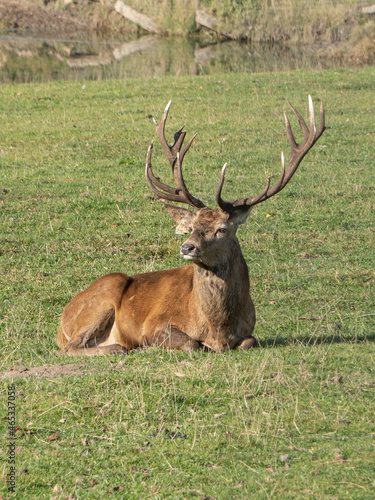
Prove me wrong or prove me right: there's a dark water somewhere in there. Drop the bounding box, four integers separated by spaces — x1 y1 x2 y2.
0 31 364 83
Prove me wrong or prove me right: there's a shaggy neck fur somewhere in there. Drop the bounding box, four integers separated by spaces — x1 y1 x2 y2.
192 237 250 326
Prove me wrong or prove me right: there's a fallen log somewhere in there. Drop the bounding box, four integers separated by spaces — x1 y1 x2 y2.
114 1 160 34
195 10 233 39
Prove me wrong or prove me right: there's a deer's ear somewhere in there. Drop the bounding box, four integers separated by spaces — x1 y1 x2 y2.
228 206 252 226
164 203 196 235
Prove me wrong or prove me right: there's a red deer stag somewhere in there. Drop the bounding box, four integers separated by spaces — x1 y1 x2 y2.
58 96 325 355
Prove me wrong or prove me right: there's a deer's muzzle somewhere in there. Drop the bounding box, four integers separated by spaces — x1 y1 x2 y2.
180 243 199 261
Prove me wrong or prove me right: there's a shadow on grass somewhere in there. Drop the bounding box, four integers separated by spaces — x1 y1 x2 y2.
258 332 375 349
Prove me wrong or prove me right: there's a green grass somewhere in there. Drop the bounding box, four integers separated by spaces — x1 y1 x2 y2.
0 68 374 498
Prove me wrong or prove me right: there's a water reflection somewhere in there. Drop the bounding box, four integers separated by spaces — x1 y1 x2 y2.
0 31 362 83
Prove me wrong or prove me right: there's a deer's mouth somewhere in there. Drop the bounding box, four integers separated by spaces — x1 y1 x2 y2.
180 243 200 261
181 251 200 262
182 254 198 261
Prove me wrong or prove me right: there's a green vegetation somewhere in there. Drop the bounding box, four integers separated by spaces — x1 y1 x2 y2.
58 0 374 62
0 67 374 498
4 1 374 63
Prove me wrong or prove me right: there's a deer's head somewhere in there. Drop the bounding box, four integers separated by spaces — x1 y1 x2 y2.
146 99 325 270
163 204 250 269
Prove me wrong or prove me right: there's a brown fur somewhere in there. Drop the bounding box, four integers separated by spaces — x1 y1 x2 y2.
58 207 256 356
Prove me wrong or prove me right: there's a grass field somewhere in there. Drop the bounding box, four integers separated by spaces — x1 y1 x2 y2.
0 67 374 498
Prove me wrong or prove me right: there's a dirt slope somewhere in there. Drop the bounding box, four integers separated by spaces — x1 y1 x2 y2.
0 0 91 32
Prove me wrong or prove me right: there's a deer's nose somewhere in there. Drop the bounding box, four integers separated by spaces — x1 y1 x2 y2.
180 243 196 255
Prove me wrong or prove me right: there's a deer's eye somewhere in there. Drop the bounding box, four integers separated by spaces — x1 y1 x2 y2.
215 228 227 237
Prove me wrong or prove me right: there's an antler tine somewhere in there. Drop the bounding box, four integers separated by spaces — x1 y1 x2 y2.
317 99 326 138
146 102 206 209
153 101 196 169
174 152 206 208
216 96 326 213
281 95 325 187
285 99 310 148
153 101 181 167
155 101 198 171
215 164 233 212
146 143 178 197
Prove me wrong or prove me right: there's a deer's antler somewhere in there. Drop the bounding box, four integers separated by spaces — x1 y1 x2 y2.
145 101 206 209
215 96 325 213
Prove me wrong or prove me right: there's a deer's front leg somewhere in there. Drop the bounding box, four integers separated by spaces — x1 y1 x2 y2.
147 327 200 351
61 342 127 357
237 336 257 349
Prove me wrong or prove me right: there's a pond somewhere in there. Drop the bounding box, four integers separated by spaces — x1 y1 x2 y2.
0 31 364 83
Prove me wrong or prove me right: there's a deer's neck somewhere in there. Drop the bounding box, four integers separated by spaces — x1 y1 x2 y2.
192 237 249 324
